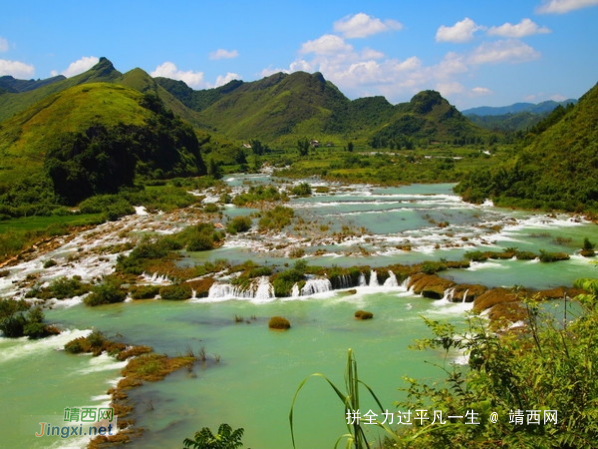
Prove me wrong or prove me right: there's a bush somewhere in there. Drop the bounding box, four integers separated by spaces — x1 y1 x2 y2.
130 285 160 300
538 249 570 263
227 216 252 234
258 206 294 232
290 182 312 197
268 316 291 330
84 278 127 306
43 259 57 269
159 284 192 300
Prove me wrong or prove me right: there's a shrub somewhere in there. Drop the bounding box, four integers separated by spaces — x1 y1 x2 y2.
290 182 312 197
159 284 192 300
354 310 374 320
227 216 252 234
130 285 160 300
258 206 294 232
538 249 570 263
43 259 57 269
204 203 220 213
268 316 291 330
84 278 127 306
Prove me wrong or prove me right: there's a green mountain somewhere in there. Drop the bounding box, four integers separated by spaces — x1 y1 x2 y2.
369 90 493 148
0 57 122 122
455 83 598 212
157 73 489 145
0 81 205 211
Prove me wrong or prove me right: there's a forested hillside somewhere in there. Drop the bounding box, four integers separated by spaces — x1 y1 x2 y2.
0 82 205 214
455 83 598 212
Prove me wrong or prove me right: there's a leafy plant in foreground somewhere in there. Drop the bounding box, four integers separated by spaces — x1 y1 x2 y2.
290 348 396 449
183 423 244 449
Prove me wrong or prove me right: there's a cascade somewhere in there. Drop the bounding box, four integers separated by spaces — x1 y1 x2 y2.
208 276 275 300
461 289 469 303
369 270 379 287
142 272 171 285
291 283 300 298
401 276 411 290
358 273 367 287
300 277 332 296
253 276 275 301
333 274 352 289
383 271 399 287
442 287 456 302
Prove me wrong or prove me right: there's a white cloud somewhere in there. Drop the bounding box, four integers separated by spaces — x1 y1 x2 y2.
209 49 239 60
537 0 598 13
213 72 241 87
471 87 493 96
333 13 402 38
150 62 205 88
300 34 353 55
60 56 99 77
0 59 35 78
0 37 8 52
468 40 541 64
488 18 551 38
436 18 484 43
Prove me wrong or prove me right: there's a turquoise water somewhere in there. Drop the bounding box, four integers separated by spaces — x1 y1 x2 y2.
2 179 598 448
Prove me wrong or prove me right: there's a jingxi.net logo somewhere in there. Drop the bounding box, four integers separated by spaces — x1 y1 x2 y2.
34 407 117 440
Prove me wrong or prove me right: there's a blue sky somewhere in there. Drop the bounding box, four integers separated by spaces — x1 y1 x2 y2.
1 0 597 109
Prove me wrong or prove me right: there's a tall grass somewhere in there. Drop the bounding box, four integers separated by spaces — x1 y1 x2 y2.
289 349 396 449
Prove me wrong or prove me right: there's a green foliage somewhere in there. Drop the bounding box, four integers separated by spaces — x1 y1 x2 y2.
290 349 394 449
258 206 294 232
392 282 598 447
0 82 206 209
297 138 310 157
538 249 570 263
183 423 245 449
290 182 312 197
78 194 135 220
84 277 127 306
0 300 50 339
232 185 284 206
455 83 598 212
159 284 192 300
130 285 160 300
226 216 252 234
272 261 306 297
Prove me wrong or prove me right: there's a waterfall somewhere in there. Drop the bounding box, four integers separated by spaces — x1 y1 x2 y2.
383 271 398 287
333 274 352 289
442 287 456 302
141 272 171 285
369 270 379 287
253 276 275 301
300 277 332 296
358 273 367 287
461 289 469 303
291 283 300 298
208 276 275 300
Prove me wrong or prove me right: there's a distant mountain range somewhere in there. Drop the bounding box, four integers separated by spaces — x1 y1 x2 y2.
462 100 577 117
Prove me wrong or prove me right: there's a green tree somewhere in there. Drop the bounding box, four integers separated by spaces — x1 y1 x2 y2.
183 423 244 449
391 280 598 448
297 138 310 157
347 141 354 152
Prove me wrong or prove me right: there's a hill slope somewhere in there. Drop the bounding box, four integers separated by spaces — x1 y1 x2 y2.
462 99 577 116
0 82 205 211
455 83 598 212
370 90 492 147
0 57 122 122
